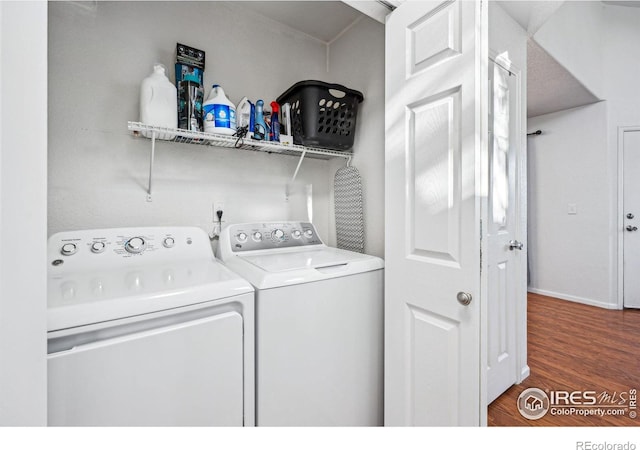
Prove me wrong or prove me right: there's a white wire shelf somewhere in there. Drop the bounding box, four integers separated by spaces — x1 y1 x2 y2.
128 122 353 160
127 121 353 201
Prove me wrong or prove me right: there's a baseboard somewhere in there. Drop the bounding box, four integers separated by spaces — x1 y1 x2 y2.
519 365 530 383
527 287 619 310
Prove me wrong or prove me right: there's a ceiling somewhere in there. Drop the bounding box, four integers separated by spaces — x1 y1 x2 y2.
496 1 564 36
495 1 604 117
235 1 363 43
236 1 604 118
526 40 599 117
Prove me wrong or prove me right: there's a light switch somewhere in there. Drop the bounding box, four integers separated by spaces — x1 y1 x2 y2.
568 203 577 215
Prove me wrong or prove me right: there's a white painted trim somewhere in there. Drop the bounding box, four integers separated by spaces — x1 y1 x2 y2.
617 126 640 310
342 1 393 24
514 58 528 385
478 0 489 427
528 288 619 310
0 1 48 425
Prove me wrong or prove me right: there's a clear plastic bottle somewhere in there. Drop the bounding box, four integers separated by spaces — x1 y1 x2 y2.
140 64 177 140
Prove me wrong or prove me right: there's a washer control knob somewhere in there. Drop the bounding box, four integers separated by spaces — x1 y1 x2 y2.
237 232 248 243
273 229 285 241
292 230 302 239
125 237 146 254
163 237 175 248
304 229 314 238
61 243 77 256
91 242 106 254
252 232 263 242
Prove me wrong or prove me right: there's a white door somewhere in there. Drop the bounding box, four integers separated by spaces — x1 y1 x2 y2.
485 2 528 403
385 0 488 426
623 130 640 308
486 59 518 403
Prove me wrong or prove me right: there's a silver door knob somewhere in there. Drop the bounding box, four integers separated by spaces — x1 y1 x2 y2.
508 240 524 250
626 226 638 232
457 292 473 306
627 213 635 219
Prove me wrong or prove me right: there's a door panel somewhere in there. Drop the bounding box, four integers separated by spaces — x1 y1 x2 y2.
385 0 487 426
408 87 461 263
407 305 460 426
407 0 461 75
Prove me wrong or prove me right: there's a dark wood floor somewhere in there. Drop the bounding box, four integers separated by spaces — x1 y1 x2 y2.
488 292 640 426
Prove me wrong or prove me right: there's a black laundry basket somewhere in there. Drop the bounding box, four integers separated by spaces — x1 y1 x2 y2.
276 80 364 151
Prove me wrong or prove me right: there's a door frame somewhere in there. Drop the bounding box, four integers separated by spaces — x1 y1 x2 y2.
617 126 640 309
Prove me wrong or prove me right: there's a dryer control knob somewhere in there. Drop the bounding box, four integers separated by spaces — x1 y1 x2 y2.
91 242 106 254
237 232 248 243
304 229 314 238
252 232 263 242
272 229 285 241
125 237 146 254
61 243 77 256
163 237 175 248
292 230 301 239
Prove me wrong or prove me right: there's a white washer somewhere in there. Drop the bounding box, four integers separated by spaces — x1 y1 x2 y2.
47 226 254 426
217 221 383 426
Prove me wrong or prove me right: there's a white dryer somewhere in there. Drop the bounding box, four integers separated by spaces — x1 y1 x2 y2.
47 226 254 426
217 221 383 426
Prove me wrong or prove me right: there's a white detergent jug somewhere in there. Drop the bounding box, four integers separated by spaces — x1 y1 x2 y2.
140 64 177 140
203 85 236 135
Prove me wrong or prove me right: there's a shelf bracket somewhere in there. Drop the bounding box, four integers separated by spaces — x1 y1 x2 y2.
291 149 307 183
147 131 156 202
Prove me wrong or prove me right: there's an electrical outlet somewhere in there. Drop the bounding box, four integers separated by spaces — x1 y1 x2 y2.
567 203 577 215
213 201 225 219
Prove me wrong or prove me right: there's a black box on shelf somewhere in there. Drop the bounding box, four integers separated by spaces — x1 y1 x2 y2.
175 43 205 132
176 43 205 70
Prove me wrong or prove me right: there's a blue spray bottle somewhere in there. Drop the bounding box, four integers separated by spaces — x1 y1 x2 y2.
252 100 268 141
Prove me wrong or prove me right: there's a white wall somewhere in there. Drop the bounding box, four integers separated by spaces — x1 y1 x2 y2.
48 1 334 242
528 102 616 309
326 16 385 258
527 3 640 309
603 5 640 129
533 0 605 100
0 1 48 425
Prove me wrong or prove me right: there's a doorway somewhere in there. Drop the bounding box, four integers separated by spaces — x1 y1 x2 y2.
619 127 640 308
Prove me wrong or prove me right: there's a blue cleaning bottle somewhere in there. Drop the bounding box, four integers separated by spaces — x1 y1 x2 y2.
253 100 268 141
249 101 255 135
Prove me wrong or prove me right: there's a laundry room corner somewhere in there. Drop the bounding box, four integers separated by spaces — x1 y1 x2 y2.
325 13 385 258
47 1 335 242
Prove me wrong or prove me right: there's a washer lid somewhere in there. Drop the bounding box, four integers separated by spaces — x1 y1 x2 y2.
240 247 374 272
231 247 384 290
